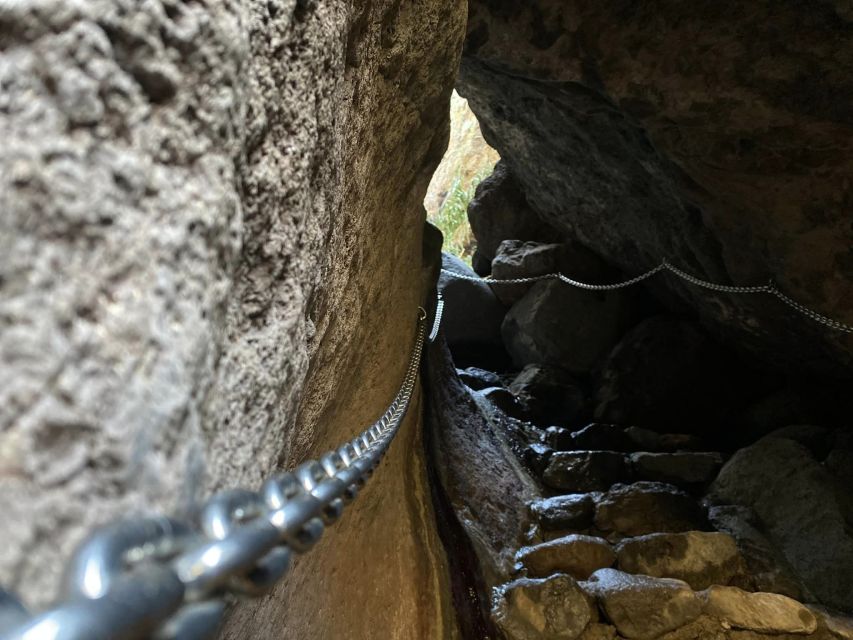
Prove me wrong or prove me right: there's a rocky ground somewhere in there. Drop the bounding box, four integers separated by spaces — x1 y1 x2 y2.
433 218 853 639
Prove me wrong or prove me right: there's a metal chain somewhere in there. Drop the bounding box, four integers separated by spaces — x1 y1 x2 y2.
1 304 438 640
441 260 853 334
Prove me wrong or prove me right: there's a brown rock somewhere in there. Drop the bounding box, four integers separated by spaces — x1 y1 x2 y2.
543 452 629 492
493 574 594 640
701 586 817 635
595 482 708 537
517 534 616 580
616 531 745 590
585 568 703 640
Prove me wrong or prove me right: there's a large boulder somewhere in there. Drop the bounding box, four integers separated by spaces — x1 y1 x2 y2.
701 586 817 635
467 160 559 273
709 437 853 612
502 279 635 373
594 316 752 433
459 1 853 377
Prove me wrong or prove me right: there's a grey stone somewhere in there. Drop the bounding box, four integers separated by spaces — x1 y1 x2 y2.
517 534 616 579
439 252 507 350
543 452 629 492
530 494 597 532
615 531 745 590
480 386 530 421
493 574 594 640
629 452 723 488
710 437 853 612
457 366 503 391
546 426 576 451
510 364 588 426
502 279 635 373
701 585 817 635
524 443 555 478
584 568 702 640
595 482 708 537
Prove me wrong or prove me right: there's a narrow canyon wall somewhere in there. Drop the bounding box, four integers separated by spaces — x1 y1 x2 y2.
458 0 853 377
0 0 465 638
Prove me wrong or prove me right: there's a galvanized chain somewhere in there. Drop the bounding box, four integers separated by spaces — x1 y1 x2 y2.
1 304 439 640
441 260 853 333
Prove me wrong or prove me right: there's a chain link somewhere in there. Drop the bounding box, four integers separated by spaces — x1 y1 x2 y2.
441 260 853 334
1 306 435 640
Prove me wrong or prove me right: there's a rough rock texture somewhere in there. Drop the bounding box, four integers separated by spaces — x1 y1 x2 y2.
543 451 628 493
459 1 853 377
585 569 703 640
629 452 723 489
0 0 466 637
702 586 818 635
467 160 559 273
615 531 744 590
517 534 616 580
530 494 596 532
710 438 853 612
595 482 709 537
493 574 594 640
509 364 588 426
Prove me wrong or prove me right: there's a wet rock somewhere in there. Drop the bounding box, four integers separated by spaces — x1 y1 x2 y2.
762 425 832 459
572 424 634 453
480 386 530 421
457 366 503 391
710 437 853 612
510 364 588 425
492 573 594 640
616 531 744 590
585 568 702 640
546 426 576 451
543 452 629 492
629 452 723 488
707 505 808 600
467 160 560 272
524 443 555 477
439 252 507 360
701 586 817 635
502 279 635 373
595 482 708 537
530 494 597 532
594 317 749 433
518 534 616 580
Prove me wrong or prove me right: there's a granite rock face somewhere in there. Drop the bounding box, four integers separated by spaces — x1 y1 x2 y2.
0 0 466 637
459 0 853 377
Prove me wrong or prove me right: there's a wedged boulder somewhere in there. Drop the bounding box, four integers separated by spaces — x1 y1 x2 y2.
509 364 588 426
517 534 616 580
594 316 750 433
572 424 634 453
502 279 636 373
438 252 508 366
707 505 808 600
584 569 702 640
490 240 612 306
709 437 853 612
543 452 629 492
492 574 594 640
615 531 745 590
457 366 503 391
701 586 817 635
530 494 596 532
467 160 560 273
629 452 723 488
595 482 709 537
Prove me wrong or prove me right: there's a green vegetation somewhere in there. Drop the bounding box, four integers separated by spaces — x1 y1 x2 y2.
428 169 489 263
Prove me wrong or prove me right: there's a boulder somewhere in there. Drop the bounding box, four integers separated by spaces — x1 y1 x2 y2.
615 531 744 590
623 427 706 453
543 452 629 493
523 443 555 478
438 252 508 365
701 586 817 635
530 494 597 532
502 279 636 373
480 386 530 421
707 504 808 600
467 160 560 272
509 364 588 426
584 569 702 640
709 437 853 612
629 452 723 488
572 424 634 453
545 426 576 451
457 367 503 391
492 574 594 640
517 534 616 580
761 425 832 459
594 317 750 433
595 482 709 537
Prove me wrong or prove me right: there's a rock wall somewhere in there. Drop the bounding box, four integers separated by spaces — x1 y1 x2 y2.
0 0 465 638
458 0 853 378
